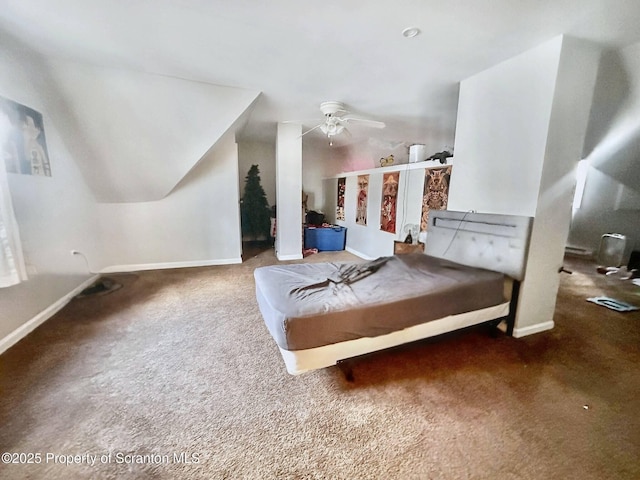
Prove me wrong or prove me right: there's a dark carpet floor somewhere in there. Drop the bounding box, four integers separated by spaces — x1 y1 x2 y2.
0 251 638 479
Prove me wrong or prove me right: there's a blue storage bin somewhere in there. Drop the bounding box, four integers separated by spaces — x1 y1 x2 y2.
304 226 347 251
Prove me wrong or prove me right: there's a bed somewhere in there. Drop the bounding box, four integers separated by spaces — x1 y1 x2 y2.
254 210 533 375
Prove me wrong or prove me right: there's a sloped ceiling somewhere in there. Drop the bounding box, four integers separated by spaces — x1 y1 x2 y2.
583 42 640 192
45 61 260 202
3 1 640 146
1 0 640 190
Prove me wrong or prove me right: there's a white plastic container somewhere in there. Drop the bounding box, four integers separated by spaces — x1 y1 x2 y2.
409 144 427 163
597 233 626 267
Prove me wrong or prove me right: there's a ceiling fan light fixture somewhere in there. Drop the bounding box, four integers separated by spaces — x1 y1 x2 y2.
299 100 382 145
320 123 345 136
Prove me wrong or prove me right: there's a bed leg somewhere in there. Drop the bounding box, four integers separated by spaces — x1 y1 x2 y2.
506 280 521 337
337 360 355 382
487 320 502 338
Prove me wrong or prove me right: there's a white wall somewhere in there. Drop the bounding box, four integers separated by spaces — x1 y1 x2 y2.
302 138 333 213
568 41 640 260
516 38 600 336
0 42 99 349
448 37 561 216
343 172 391 259
324 162 452 259
449 35 600 336
0 37 256 352
46 61 260 203
570 166 640 260
325 139 416 177
96 132 243 272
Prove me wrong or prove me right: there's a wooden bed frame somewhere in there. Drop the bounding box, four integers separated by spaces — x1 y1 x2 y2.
267 210 533 375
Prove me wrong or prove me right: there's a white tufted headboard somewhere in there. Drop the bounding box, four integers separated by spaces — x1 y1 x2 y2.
425 210 533 281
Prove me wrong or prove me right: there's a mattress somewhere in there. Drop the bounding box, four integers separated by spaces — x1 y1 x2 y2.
254 254 505 351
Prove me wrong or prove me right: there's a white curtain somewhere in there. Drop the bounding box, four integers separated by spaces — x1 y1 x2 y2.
0 159 27 288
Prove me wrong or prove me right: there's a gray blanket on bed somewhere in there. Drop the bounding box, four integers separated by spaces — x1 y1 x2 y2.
254 254 505 351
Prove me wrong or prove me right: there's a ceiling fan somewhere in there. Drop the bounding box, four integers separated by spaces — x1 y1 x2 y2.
300 101 385 145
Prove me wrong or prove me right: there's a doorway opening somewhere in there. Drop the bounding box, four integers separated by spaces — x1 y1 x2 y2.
241 240 272 261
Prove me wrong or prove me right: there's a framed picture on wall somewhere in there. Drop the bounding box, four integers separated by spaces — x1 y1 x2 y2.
421 166 452 232
380 171 399 233
336 177 346 221
1 96 52 177
356 174 369 225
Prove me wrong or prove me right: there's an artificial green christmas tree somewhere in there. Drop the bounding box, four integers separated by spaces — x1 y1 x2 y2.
240 164 271 240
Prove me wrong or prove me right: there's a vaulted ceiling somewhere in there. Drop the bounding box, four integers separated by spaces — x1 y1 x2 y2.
0 0 640 143
2 0 640 158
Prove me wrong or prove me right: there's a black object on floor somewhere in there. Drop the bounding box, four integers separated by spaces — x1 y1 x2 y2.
77 278 122 297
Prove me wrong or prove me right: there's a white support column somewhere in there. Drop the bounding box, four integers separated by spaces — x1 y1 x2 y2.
448 35 600 336
514 38 601 336
275 123 303 260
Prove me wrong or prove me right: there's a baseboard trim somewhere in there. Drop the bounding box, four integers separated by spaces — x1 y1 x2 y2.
0 274 100 355
276 253 303 261
99 258 242 273
345 246 375 260
513 321 555 338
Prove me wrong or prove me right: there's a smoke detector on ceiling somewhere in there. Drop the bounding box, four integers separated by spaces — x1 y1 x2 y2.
402 27 421 38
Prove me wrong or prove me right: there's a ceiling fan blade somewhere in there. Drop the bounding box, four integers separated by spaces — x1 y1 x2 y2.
282 119 318 125
341 116 386 129
299 123 323 137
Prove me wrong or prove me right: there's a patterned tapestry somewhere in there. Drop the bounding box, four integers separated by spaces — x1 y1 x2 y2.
380 171 399 233
356 174 369 225
336 177 346 221
421 166 452 232
1 96 52 176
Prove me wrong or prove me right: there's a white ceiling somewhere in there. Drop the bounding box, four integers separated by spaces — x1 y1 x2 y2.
2 0 640 149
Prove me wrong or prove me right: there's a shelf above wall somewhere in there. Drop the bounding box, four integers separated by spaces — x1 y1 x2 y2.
326 159 454 179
